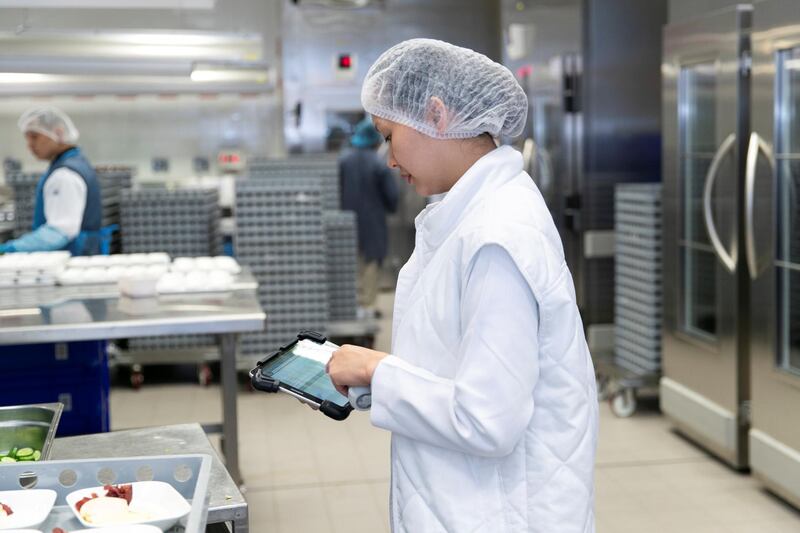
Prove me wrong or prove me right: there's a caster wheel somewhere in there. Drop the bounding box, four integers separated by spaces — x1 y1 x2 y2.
609 388 637 418
130 371 144 390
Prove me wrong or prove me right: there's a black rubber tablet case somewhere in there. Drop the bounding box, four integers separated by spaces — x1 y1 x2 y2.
250 330 354 421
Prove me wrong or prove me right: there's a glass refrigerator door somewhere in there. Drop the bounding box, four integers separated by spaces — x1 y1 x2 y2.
680 62 720 340
661 5 749 469
776 48 800 375
749 0 800 508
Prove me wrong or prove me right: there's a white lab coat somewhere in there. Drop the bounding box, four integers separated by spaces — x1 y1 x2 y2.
43 167 87 240
370 145 598 532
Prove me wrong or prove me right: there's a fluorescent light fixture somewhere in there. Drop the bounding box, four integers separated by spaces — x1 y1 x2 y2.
0 0 214 8
0 72 51 83
190 62 269 83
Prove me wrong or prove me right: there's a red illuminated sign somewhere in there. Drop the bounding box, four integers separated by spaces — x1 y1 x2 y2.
338 54 352 70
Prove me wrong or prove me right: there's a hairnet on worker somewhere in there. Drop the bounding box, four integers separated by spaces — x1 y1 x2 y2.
17 106 80 144
361 38 527 140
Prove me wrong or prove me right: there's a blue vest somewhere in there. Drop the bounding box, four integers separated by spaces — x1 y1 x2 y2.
33 147 102 256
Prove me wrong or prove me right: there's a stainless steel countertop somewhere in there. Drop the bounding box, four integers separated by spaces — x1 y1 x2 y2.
51 423 247 525
0 270 265 345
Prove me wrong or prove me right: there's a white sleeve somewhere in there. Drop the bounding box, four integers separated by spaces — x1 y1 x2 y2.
43 167 87 240
370 244 540 457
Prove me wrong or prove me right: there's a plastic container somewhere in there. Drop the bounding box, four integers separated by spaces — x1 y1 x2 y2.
0 455 211 533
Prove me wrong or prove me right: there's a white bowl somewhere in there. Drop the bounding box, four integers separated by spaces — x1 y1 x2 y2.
71 525 163 533
193 257 215 271
171 258 195 272
0 489 57 530
127 253 151 264
183 271 207 291
118 276 159 298
123 266 148 278
68 256 92 267
106 266 127 282
84 267 109 283
156 273 185 294
145 265 168 278
146 253 170 265
58 269 85 285
65 481 191 530
212 256 241 274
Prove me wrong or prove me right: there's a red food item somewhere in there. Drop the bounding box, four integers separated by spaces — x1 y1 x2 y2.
52 528 66 533
104 483 133 504
75 492 99 512
74 484 133 512
0 502 12 515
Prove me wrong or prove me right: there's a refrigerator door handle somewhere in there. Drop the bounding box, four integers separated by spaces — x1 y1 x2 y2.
522 137 536 176
744 132 775 280
523 138 554 201
703 133 738 273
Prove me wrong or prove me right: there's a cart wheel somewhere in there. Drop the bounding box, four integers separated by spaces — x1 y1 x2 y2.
609 388 637 418
130 371 144 390
198 364 213 386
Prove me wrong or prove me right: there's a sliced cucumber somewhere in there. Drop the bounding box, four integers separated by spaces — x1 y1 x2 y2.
0 457 16 463
32 450 41 461
15 447 34 458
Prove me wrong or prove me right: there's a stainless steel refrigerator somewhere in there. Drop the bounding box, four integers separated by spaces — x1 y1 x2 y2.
523 53 584 303
661 5 753 469
748 0 800 508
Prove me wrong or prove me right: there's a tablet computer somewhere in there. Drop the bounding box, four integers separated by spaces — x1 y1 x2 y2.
249 331 353 420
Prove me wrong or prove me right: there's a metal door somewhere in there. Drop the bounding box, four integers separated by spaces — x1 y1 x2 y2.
560 53 585 309
748 0 800 508
661 6 752 468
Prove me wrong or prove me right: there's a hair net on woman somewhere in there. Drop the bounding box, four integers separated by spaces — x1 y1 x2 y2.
17 106 80 144
361 38 527 140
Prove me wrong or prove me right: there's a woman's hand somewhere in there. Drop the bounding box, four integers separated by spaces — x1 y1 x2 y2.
326 344 388 396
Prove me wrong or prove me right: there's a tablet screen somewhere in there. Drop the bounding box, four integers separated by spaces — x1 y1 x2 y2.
259 339 350 408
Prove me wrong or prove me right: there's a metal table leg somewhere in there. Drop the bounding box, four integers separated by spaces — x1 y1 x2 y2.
218 333 242 485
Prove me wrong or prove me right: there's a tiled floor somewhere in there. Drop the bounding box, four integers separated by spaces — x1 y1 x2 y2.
110 292 800 533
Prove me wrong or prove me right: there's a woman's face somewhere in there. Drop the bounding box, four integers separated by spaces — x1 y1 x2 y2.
372 116 456 197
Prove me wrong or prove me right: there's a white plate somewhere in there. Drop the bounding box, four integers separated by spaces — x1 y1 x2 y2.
66 481 190 530
0 489 57 530
71 525 163 533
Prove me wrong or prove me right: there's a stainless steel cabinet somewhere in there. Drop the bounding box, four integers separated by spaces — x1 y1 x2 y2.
748 0 800 508
661 5 752 469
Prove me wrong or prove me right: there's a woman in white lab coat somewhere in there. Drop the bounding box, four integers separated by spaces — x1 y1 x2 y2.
327 39 598 533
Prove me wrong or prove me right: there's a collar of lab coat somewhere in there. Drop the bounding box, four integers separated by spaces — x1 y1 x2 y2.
414 145 523 250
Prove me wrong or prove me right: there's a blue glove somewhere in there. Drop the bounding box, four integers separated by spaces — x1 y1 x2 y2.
4 225 69 252
0 242 13 253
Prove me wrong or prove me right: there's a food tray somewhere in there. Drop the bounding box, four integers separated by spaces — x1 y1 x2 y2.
0 403 63 462
0 454 211 533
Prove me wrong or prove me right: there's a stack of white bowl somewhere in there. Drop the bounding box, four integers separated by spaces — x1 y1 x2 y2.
0 251 71 288
58 253 171 286
158 256 239 294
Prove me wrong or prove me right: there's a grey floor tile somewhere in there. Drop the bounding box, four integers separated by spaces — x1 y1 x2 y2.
109 291 800 533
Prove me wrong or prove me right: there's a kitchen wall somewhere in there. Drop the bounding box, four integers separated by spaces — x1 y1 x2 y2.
282 0 502 152
0 0 284 182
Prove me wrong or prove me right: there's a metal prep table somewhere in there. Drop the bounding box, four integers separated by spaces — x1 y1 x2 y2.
0 271 265 484
51 423 248 533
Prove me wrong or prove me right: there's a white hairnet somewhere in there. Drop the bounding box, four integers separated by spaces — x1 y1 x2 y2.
361 38 527 140
17 106 79 144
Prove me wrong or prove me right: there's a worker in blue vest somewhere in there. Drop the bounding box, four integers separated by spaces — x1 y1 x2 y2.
0 107 101 256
